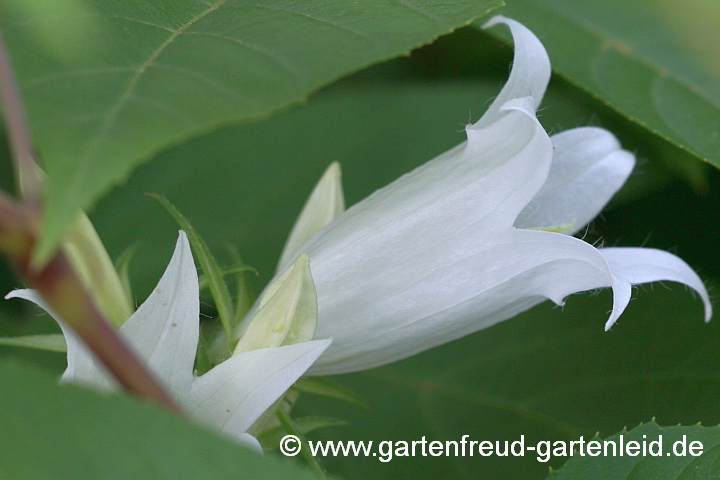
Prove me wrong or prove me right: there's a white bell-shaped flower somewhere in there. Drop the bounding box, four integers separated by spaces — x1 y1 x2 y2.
272 16 711 375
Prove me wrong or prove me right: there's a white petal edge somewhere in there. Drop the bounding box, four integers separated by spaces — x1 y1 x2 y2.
478 15 551 126
5 288 115 391
183 339 331 441
602 247 712 330
277 162 345 273
118 231 199 395
515 127 635 234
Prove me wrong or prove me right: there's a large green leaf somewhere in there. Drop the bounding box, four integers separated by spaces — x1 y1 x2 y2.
488 0 720 171
0 360 319 479
547 422 720 479
0 0 501 263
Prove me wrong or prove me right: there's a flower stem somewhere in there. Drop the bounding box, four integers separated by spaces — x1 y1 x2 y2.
276 407 326 478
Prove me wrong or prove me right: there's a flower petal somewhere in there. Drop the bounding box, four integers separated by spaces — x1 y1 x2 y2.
277 162 344 272
309 229 613 375
301 112 553 376
515 127 635 234
478 15 551 125
118 231 199 394
6 231 200 393
183 339 331 440
4 289 115 391
301 107 553 277
601 247 712 330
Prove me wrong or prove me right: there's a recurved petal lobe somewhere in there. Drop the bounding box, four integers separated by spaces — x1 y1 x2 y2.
602 247 712 330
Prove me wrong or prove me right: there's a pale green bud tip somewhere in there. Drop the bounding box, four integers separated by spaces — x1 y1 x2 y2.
277 162 345 272
234 253 318 355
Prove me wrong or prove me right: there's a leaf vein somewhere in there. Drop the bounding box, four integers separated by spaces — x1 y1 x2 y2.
245 3 376 46
82 14 175 32
397 1 439 22
127 94 200 128
183 31 302 79
72 0 228 192
150 63 260 106
21 67 136 89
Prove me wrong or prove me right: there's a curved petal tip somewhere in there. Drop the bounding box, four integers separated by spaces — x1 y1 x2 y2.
478 15 551 121
602 247 712 330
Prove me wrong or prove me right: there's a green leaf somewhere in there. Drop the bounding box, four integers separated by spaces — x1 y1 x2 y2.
677 445 720 480
486 0 720 171
0 360 320 479
258 416 349 450
149 194 236 343
293 377 367 409
0 300 67 374
0 0 502 263
547 422 720 480
0 334 66 352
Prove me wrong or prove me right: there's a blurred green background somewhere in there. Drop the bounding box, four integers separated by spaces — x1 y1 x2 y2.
1 2 718 479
